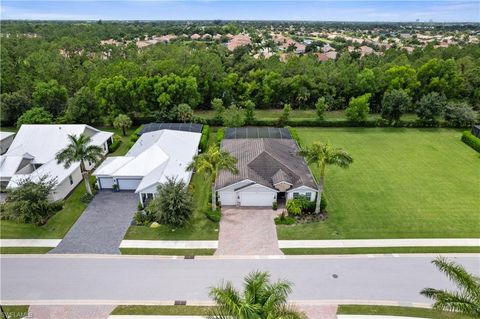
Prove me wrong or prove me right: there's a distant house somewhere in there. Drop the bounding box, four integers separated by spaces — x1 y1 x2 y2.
190 34 201 40
94 128 201 207
0 132 15 155
216 128 317 207
227 34 251 51
0 125 112 201
316 51 337 62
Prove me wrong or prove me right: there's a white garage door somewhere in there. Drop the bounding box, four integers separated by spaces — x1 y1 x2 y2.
98 177 114 189
219 191 236 206
117 178 141 191
239 191 275 207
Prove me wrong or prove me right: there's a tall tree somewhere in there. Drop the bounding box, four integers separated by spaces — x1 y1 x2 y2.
381 89 411 124
300 142 353 214
55 134 104 196
65 87 101 125
345 93 371 121
416 92 447 124
187 145 238 210
209 271 306 319
16 107 53 127
421 257 480 317
32 80 68 117
1 91 32 126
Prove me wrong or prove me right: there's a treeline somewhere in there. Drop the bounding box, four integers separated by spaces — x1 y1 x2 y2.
1 22 479 127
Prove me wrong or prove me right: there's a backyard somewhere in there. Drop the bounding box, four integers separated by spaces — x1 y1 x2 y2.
277 128 480 239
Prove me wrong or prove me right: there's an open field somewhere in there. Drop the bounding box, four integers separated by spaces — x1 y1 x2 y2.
277 128 480 240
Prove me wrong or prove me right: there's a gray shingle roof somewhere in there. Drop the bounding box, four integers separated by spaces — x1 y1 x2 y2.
216 138 317 191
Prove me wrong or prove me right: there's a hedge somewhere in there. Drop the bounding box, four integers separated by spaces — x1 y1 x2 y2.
108 139 122 153
287 126 302 147
216 128 225 146
129 125 144 143
461 131 480 153
199 125 210 152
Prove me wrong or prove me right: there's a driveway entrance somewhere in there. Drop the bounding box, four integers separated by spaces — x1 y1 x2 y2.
215 207 283 256
50 191 138 254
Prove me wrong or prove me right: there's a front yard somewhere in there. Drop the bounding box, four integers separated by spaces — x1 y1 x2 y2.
277 128 480 239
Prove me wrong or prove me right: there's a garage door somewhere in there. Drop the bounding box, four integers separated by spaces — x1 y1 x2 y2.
98 177 114 189
219 191 236 206
117 178 141 191
239 191 275 207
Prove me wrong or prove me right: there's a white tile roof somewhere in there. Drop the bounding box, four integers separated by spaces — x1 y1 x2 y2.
94 129 201 193
3 124 112 189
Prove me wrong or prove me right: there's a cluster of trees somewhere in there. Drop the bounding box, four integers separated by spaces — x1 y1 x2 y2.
1 21 479 128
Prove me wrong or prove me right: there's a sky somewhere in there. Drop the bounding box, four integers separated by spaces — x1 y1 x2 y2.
0 1 479 22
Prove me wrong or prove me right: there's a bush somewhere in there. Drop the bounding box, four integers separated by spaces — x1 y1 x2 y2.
346 93 371 121
275 211 295 225
134 209 156 226
16 107 53 127
80 193 94 204
286 199 302 215
223 104 245 127
287 126 302 147
129 125 144 143
381 89 411 123
444 102 477 127
272 201 278 210
216 128 225 145
461 131 480 153
50 200 64 212
320 193 328 213
108 138 122 153
199 125 210 152
204 208 221 222
277 104 292 127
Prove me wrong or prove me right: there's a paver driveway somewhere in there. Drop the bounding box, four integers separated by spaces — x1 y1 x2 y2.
215 207 283 256
50 191 138 254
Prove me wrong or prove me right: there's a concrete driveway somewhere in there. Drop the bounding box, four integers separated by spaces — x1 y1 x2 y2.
215 207 283 256
50 191 138 254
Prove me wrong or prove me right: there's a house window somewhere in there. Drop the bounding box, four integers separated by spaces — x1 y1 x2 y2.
68 175 73 185
104 143 108 151
293 192 299 198
305 192 311 200
88 160 92 166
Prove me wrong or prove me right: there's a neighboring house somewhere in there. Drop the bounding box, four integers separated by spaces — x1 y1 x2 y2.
216 128 317 207
0 125 112 201
0 132 15 155
94 129 201 206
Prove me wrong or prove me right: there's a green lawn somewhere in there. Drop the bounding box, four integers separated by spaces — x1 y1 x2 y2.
282 247 480 255
194 109 417 122
0 180 90 239
337 305 475 319
0 247 53 254
120 248 215 255
112 305 211 315
1 306 30 319
277 128 480 240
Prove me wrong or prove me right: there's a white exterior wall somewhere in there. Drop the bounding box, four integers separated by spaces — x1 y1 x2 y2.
50 166 82 202
217 180 254 206
217 181 277 207
286 186 317 202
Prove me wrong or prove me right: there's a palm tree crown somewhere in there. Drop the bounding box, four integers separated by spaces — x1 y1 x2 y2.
299 141 353 214
209 271 306 319
187 145 238 210
56 134 104 195
421 257 480 317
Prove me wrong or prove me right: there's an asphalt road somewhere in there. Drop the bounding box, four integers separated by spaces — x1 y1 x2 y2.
1 255 478 305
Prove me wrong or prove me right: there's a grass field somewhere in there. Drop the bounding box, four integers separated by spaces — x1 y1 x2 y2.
337 305 475 319
194 109 418 122
277 128 480 240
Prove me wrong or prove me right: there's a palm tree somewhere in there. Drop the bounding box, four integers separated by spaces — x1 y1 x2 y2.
299 141 353 214
209 271 306 319
187 145 238 211
56 134 104 196
421 257 480 317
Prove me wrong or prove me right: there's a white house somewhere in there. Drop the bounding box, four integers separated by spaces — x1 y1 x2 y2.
0 132 15 155
93 129 201 207
216 136 318 207
0 124 113 201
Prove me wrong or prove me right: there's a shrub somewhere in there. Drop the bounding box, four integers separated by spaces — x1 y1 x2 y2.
204 208 221 222
277 104 292 127
461 131 480 153
147 177 194 227
108 138 122 153
216 128 225 145
416 92 446 124
444 102 477 127
200 125 210 152
129 125 144 143
16 107 53 127
346 93 371 121
315 97 326 120
244 100 256 124
212 98 225 121
2 175 57 225
134 209 156 226
272 201 278 210
274 211 295 225
223 104 245 127
287 126 302 147
80 193 94 204
320 193 328 213
286 199 302 215
50 200 64 212
381 89 411 123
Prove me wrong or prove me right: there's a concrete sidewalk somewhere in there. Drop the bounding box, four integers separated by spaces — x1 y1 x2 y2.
1 238 479 249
